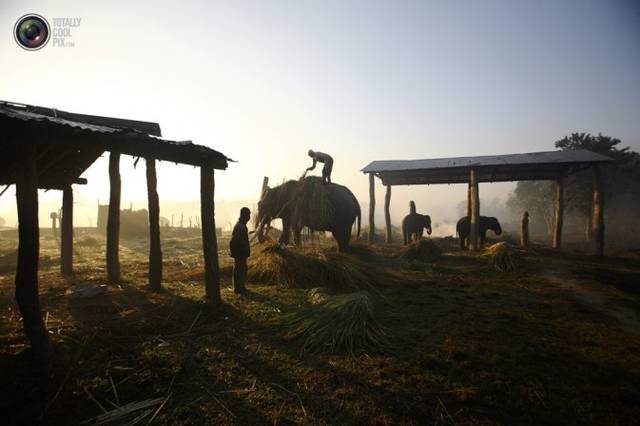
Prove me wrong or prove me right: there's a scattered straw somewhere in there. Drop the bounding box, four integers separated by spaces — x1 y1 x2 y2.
401 239 441 262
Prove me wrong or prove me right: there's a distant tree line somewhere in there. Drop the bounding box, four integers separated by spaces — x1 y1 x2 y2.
507 133 640 245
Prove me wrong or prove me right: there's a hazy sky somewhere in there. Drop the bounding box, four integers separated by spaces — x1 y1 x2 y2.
1 0 639 228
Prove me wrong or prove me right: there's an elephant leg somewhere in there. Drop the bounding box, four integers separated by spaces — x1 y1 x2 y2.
293 226 302 246
280 218 291 245
460 236 465 249
480 231 486 246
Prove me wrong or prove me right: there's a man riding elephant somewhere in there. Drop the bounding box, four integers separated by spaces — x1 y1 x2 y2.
305 150 334 184
456 216 502 249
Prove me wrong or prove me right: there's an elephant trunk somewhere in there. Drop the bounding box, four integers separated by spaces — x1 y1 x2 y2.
426 226 432 235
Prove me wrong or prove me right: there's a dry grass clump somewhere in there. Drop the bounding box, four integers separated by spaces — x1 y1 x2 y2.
76 234 102 247
483 242 517 272
248 242 389 295
292 177 335 230
402 239 442 262
281 291 389 355
248 242 324 288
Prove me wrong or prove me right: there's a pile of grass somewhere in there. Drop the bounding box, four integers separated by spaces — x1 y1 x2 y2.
291 176 335 230
401 239 442 262
483 242 517 272
248 242 390 295
76 234 102 247
281 291 389 355
248 242 324 287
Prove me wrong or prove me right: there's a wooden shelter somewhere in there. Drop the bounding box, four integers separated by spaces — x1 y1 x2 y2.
0 100 230 371
362 150 612 252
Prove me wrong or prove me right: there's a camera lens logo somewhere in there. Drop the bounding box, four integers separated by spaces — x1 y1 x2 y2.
14 14 50 50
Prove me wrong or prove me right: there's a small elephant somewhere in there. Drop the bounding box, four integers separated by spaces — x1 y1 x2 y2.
456 216 502 249
402 213 432 245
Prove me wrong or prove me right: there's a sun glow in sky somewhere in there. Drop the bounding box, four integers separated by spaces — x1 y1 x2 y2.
1 0 639 228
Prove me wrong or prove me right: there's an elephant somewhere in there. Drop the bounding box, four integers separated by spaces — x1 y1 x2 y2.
255 177 361 251
402 213 432 245
456 216 502 249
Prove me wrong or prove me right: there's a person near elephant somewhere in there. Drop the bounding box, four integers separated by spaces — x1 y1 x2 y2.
402 212 432 245
305 150 334 184
456 216 502 249
409 200 416 215
230 207 251 294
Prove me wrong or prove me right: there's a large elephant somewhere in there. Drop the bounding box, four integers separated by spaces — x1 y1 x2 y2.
256 177 361 251
456 216 502 249
402 213 432 245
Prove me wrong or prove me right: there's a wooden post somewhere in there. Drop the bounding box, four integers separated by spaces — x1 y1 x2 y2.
107 152 121 282
467 184 472 217
146 158 162 291
592 164 605 256
201 166 220 303
50 212 58 238
520 211 529 247
384 185 392 243
61 185 74 275
368 173 375 244
469 168 480 251
552 178 564 249
15 144 52 373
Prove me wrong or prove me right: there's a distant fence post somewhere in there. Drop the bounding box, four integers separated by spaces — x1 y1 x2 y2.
552 178 564 249
384 185 392 243
592 165 605 256
469 168 480 251
107 152 121 282
520 211 529 247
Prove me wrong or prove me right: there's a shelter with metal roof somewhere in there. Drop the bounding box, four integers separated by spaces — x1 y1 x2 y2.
362 149 611 255
1 100 231 372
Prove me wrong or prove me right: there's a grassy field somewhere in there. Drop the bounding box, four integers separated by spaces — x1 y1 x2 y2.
1 229 639 425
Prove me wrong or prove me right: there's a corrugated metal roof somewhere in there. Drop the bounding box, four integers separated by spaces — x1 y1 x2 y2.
0 102 230 169
362 150 612 173
0 106 118 133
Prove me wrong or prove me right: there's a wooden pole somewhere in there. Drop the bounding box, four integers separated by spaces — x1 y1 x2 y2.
146 158 162 291
552 178 564 249
469 168 480 251
520 211 529 247
467 184 472 217
592 164 605 256
61 185 74 275
368 173 375 244
384 185 392 243
107 152 121 282
201 166 220 303
15 144 52 373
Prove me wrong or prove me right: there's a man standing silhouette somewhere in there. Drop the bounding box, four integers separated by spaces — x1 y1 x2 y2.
305 150 334 183
230 207 251 294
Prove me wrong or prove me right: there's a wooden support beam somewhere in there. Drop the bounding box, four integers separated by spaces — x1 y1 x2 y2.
592 164 605 256
520 211 529 247
467 184 472 217
368 173 375 244
552 178 564 249
146 158 162 291
469 168 480 251
201 166 220 303
107 152 121 282
61 185 74 275
15 144 52 374
384 185 392 243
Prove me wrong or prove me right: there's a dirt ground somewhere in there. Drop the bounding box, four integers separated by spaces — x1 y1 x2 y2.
1 229 639 425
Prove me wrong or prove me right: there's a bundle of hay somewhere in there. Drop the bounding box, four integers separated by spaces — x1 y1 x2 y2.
483 242 517 272
248 242 323 287
248 243 388 295
401 239 442 262
291 177 335 230
282 291 388 355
